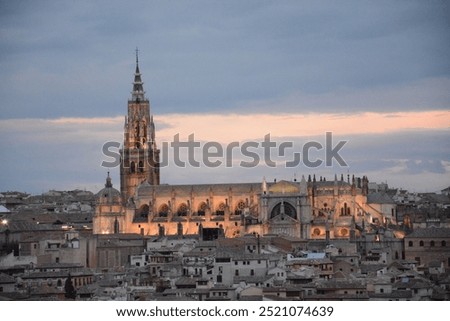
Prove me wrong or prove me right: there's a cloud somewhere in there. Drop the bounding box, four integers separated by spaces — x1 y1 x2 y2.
0 1 449 193
0 111 448 193
1 1 449 119
154 110 450 143
236 77 450 114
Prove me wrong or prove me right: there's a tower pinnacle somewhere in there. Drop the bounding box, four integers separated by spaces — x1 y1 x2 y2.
131 48 145 101
135 47 139 66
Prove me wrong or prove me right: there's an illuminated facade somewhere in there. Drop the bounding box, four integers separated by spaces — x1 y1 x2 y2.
93 60 393 239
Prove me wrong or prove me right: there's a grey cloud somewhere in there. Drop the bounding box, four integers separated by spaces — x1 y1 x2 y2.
1 1 449 119
0 115 448 193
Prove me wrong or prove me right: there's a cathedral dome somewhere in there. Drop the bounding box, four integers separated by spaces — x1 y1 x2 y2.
96 172 121 205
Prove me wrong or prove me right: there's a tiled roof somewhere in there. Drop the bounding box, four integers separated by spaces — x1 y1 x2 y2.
234 275 273 284
367 192 395 204
316 279 366 289
0 273 15 284
137 182 262 198
369 290 412 299
21 270 68 279
405 227 450 238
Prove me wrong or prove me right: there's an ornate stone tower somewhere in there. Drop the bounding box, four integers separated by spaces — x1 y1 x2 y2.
120 51 160 204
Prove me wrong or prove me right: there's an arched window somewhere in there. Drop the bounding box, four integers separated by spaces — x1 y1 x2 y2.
442 240 447 247
419 240 424 247
343 203 350 216
270 202 297 219
198 202 207 216
215 202 226 216
177 203 188 216
234 200 246 216
158 204 169 217
130 161 136 173
139 161 144 173
135 204 149 221
430 240 435 247
408 241 413 247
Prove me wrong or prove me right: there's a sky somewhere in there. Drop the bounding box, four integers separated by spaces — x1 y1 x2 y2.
0 0 449 194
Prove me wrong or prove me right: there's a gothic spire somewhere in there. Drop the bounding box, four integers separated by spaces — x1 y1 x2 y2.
131 47 145 101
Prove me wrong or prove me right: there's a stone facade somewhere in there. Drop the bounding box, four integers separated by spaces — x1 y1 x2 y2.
404 227 450 269
93 61 392 241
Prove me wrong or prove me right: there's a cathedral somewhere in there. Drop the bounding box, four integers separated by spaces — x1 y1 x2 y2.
93 57 392 240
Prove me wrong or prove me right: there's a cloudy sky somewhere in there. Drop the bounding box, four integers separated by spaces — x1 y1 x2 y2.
0 0 449 194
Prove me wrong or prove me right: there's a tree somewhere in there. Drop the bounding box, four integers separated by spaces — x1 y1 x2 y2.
64 274 77 300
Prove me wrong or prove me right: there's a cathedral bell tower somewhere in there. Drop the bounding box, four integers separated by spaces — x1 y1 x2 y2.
120 50 160 204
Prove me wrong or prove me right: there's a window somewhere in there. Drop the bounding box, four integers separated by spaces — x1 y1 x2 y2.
235 200 246 215
215 202 226 216
430 241 435 247
158 204 169 217
419 240 424 247
442 241 447 247
235 270 239 276
198 202 207 216
408 241 413 247
250 269 255 276
177 203 188 216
